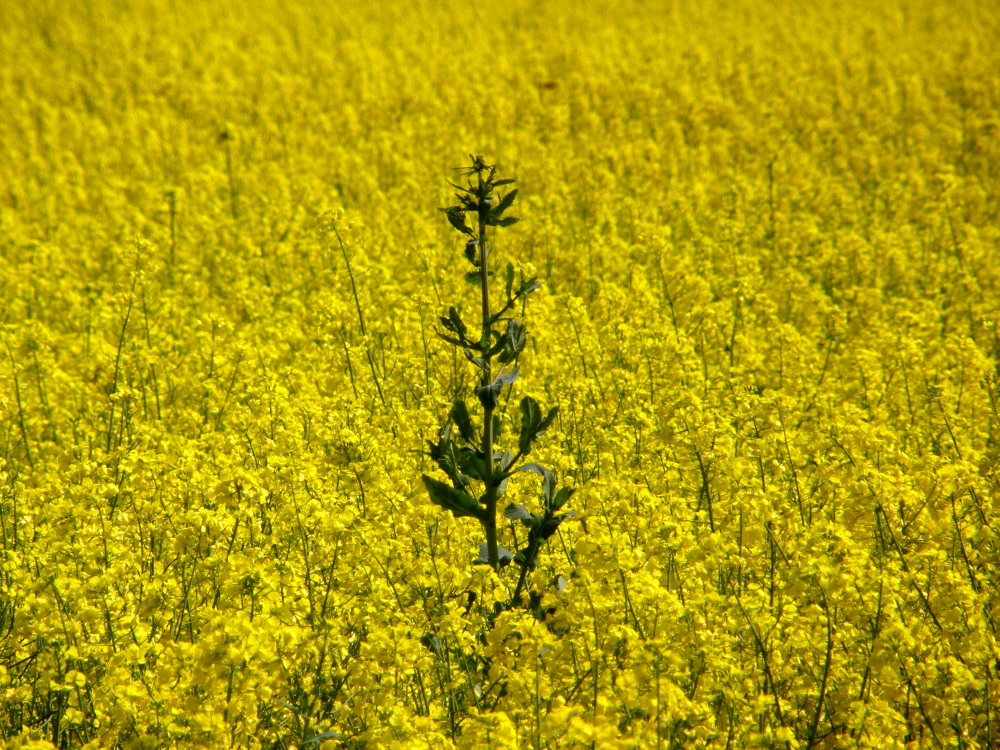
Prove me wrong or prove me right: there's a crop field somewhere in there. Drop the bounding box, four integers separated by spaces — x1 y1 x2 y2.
2 0 1000 747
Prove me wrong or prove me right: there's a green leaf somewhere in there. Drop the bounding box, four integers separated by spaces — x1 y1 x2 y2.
513 462 555 504
465 240 479 266
517 277 542 296
551 485 576 512
450 400 476 444
518 396 542 455
436 331 467 349
475 384 497 410
493 178 516 187
474 543 514 567
538 406 559 435
486 212 521 227
448 306 467 339
504 504 535 523
464 271 482 286
517 400 556 456
420 633 444 656
539 510 576 540
496 449 514 473
457 447 487 480
439 311 469 343
475 368 519 409
443 208 473 236
422 475 486 521
496 368 519 387
486 330 508 358
505 262 515 299
498 319 527 364
496 188 518 215
428 429 471 489
463 348 487 371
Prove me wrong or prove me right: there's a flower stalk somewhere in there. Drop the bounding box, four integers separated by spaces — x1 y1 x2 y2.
422 155 575 600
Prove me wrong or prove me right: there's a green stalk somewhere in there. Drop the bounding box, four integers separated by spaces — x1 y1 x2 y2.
510 535 539 605
424 157 570 599
332 221 386 406
478 171 499 571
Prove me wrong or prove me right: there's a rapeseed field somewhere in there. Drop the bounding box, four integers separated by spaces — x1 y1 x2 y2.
2 0 999 747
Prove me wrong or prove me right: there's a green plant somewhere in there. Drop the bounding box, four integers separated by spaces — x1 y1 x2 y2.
422 155 575 606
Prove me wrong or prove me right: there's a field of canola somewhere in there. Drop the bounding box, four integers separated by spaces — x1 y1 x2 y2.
2 0 1000 747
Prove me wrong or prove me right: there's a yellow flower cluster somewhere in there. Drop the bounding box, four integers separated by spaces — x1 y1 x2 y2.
1 0 998 746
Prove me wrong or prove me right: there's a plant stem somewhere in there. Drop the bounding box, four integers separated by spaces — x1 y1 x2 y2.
332 220 386 406
5 342 34 471
479 170 499 571
510 536 540 606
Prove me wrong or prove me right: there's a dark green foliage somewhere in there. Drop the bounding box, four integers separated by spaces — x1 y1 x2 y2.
422 475 487 521
450 400 476 444
474 543 515 567
423 155 575 611
518 397 558 456
475 368 518 409
443 207 473 236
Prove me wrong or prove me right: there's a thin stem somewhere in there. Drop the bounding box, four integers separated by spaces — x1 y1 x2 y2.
5 342 34 471
224 136 239 220
167 189 177 266
479 169 499 571
332 220 386 406
511 536 540 606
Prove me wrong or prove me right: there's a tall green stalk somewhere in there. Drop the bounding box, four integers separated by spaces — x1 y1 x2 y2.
477 167 500 569
421 156 575 605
